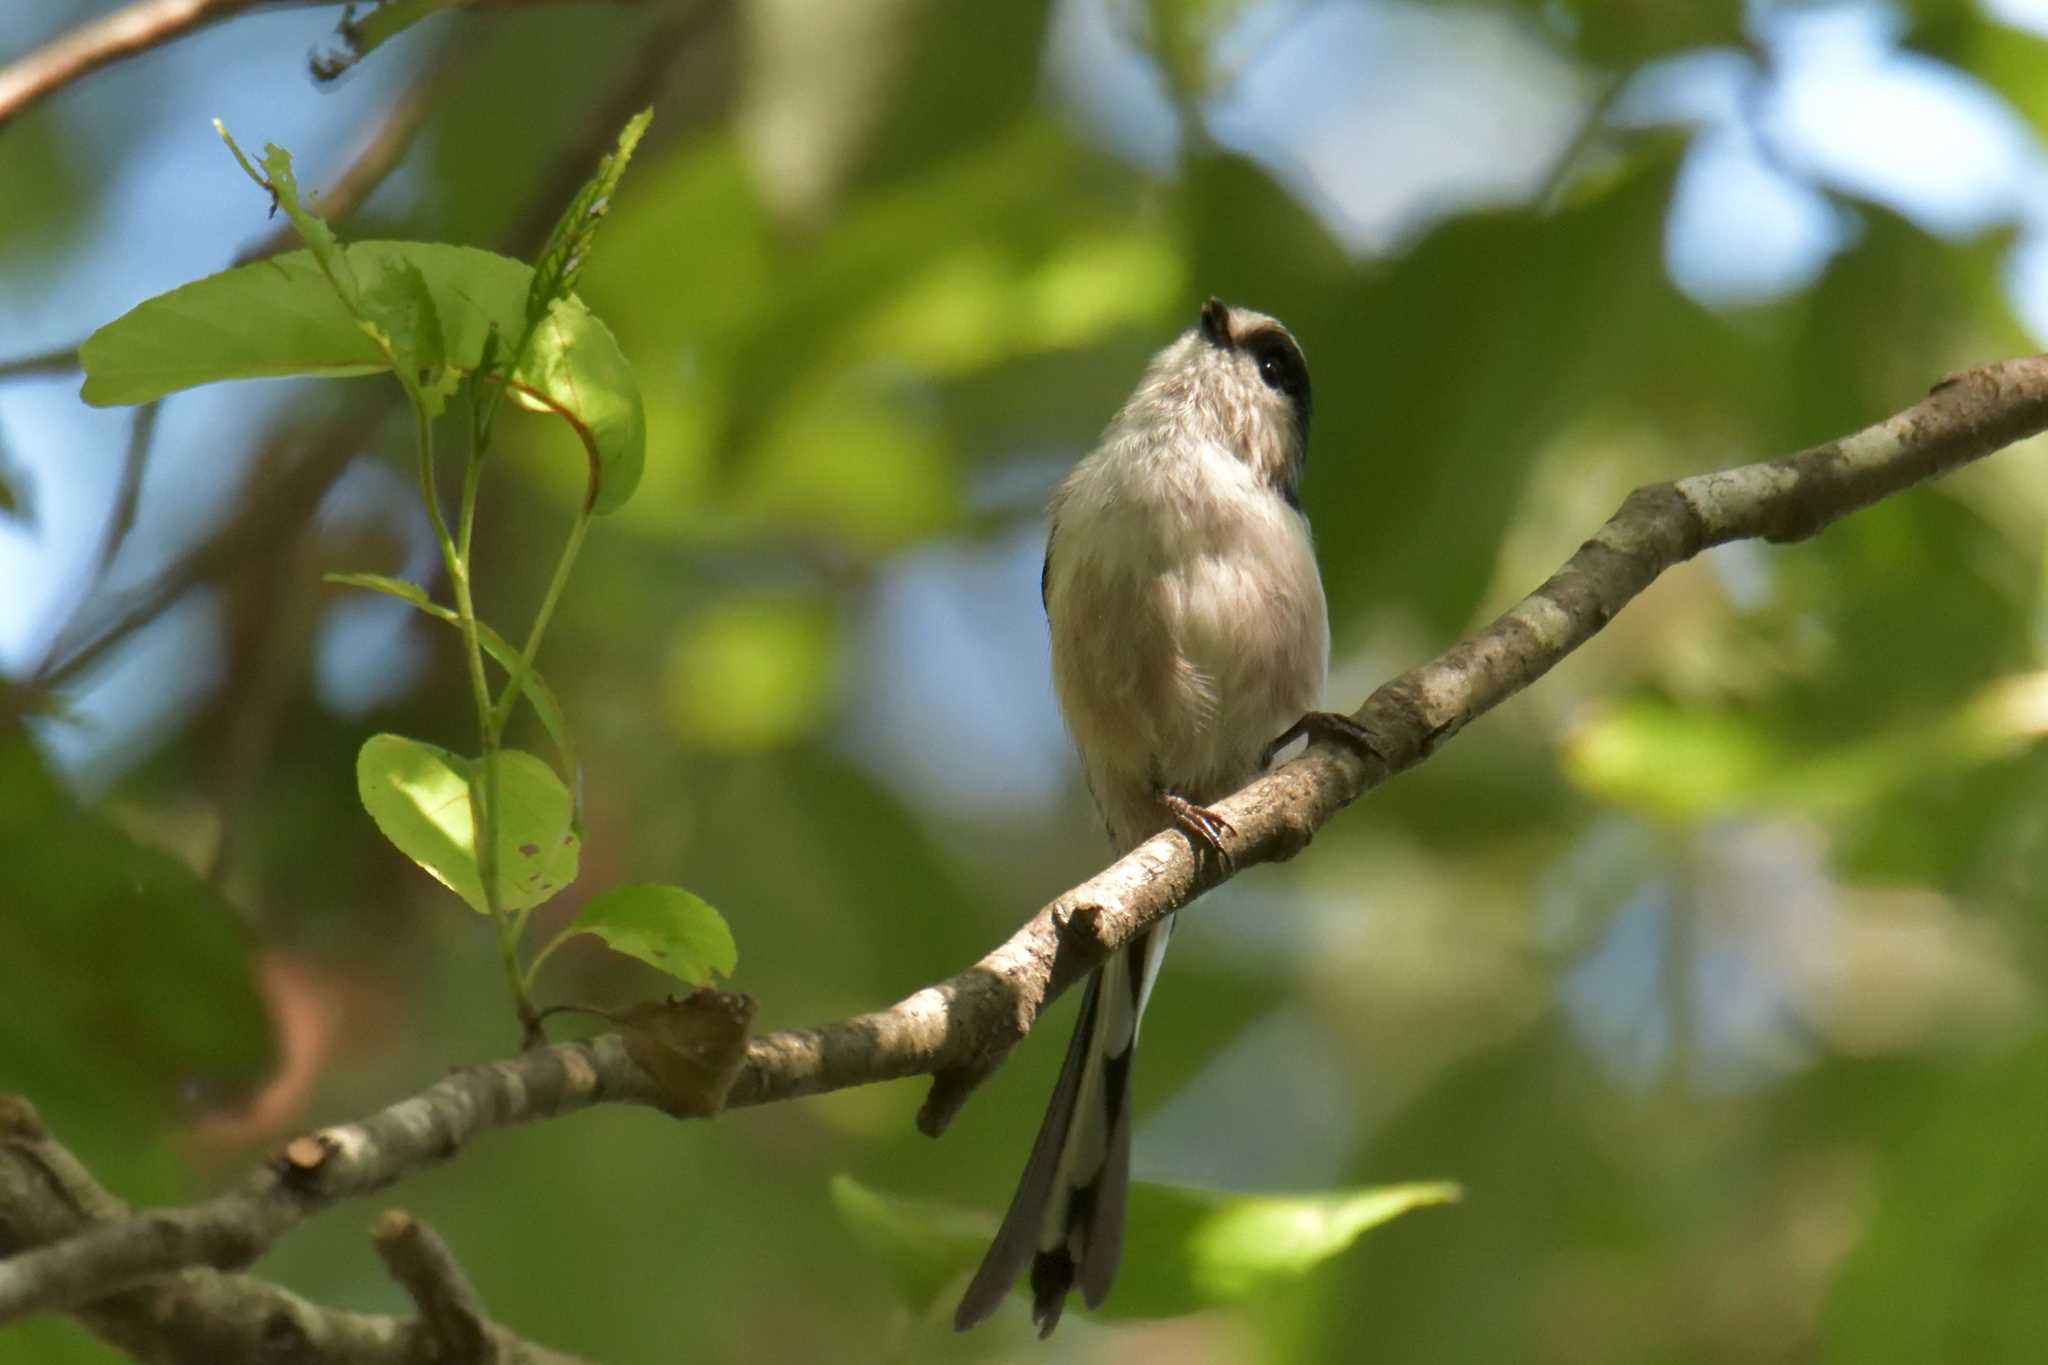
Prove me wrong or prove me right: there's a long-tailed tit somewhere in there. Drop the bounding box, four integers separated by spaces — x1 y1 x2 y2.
955 297 1368 1336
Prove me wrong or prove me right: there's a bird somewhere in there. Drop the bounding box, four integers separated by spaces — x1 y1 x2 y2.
954 297 1369 1336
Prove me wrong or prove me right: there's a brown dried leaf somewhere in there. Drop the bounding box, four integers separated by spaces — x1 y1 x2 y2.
617 990 756 1117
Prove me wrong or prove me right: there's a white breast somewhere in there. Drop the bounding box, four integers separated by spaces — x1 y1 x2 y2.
1045 438 1329 847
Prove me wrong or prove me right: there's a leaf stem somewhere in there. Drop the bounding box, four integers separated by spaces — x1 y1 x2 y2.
521 920 583 991
418 399 539 1038
491 508 590 735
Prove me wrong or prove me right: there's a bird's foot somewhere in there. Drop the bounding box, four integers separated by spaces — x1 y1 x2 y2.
1159 791 1237 873
1262 710 1389 769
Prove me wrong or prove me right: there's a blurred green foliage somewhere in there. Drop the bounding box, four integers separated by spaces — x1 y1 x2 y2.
9 0 2048 1360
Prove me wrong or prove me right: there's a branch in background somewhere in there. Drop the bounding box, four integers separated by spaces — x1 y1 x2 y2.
499 0 733 256
5 354 2047 1329
89 403 160 582
28 400 378 692
373 1210 590 1364
0 1096 590 1363
0 346 86 382
373 1211 492 1360
0 32 454 384
0 0 265 130
235 41 460 265
17 34 461 694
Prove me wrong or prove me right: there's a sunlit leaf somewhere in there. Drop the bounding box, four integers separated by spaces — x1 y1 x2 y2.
79 243 644 513
511 295 644 513
356 256 456 413
828 1174 995 1312
568 883 737 984
355 734 578 914
1563 688 2032 822
222 130 359 313
1103 1181 1462 1320
824 1175 1455 1321
527 107 651 327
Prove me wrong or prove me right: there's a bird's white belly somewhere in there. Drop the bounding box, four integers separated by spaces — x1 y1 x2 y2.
1048 470 1328 846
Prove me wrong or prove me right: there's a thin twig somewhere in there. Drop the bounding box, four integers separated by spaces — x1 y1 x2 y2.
30 403 374 690
1537 67 1628 212
19 43 459 690
499 0 732 255
235 43 458 265
5 354 2048 1325
92 402 159 580
0 41 450 385
0 345 85 381
0 0 608 130
0 0 266 130
371 1211 493 1359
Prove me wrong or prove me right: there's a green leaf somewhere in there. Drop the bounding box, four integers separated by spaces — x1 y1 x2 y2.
313 0 468 81
213 126 362 315
1102 1181 1462 1320
828 1174 996 1313
0 736 274 1110
566 883 736 984
80 242 646 514
356 256 455 412
325 572 578 787
1562 689 2029 823
528 108 651 327
823 1176 1456 1321
510 295 645 513
355 734 578 914
1824 1034 2048 1362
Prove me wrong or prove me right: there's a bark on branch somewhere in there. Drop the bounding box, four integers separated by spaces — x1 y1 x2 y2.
0 1096 589 1363
6 355 2048 1338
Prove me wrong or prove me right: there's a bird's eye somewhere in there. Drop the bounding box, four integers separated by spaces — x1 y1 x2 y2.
1258 351 1291 391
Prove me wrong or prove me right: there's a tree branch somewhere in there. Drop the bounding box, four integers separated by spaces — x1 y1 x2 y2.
0 1096 590 1363
6 355 2048 1331
0 0 266 130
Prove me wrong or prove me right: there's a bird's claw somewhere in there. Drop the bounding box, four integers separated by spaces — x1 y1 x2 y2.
1160 791 1237 873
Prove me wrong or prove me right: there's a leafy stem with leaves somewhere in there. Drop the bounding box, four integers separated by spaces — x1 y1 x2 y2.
80 112 737 1052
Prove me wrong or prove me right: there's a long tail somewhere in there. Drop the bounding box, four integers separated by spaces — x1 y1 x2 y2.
953 921 1173 1336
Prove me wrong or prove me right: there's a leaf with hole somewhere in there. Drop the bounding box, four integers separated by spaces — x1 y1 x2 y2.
355 734 578 914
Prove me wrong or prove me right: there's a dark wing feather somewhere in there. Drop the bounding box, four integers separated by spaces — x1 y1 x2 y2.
1041 520 1056 617
953 973 1104 1332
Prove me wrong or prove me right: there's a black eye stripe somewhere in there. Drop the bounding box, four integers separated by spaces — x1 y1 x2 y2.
1252 343 1305 394
1236 327 1303 377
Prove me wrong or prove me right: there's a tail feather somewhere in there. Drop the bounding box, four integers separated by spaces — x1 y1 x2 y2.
954 923 1172 1336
